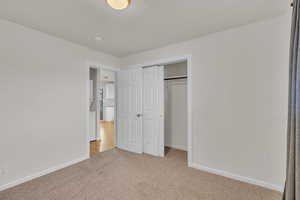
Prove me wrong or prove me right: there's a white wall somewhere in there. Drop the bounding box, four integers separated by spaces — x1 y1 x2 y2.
121 13 291 190
0 19 119 189
0 11 291 191
164 62 187 78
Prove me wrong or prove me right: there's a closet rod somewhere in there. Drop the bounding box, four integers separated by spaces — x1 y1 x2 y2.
164 76 187 80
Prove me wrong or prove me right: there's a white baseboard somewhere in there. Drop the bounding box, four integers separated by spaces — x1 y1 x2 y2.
0 156 89 192
189 163 283 192
165 144 187 151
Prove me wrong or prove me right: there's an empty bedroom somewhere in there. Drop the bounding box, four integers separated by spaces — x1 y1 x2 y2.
0 0 297 200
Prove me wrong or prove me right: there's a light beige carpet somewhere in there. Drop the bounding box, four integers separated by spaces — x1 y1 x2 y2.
0 148 281 200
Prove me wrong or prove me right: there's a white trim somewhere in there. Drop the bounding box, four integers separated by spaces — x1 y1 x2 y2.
86 61 120 71
186 56 193 167
123 55 193 167
0 156 89 192
100 65 121 71
86 65 91 158
124 55 191 69
165 144 187 151
189 162 283 192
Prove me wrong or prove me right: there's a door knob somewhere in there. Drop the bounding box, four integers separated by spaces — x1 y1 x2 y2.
136 114 143 117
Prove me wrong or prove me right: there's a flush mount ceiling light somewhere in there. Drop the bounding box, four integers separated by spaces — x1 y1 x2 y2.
106 0 131 10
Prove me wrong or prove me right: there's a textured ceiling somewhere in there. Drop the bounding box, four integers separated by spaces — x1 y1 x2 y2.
0 0 290 57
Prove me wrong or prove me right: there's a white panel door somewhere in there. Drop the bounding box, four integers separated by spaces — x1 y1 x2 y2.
117 69 143 153
143 66 164 157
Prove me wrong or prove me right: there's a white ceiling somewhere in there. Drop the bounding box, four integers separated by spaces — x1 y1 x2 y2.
0 0 290 57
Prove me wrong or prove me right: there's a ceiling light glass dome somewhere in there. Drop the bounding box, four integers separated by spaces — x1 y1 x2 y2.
106 0 131 10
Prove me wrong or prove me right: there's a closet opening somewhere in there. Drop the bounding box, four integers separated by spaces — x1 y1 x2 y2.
117 56 191 165
164 61 188 157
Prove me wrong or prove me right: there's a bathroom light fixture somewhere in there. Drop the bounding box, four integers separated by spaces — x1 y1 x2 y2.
106 0 131 10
